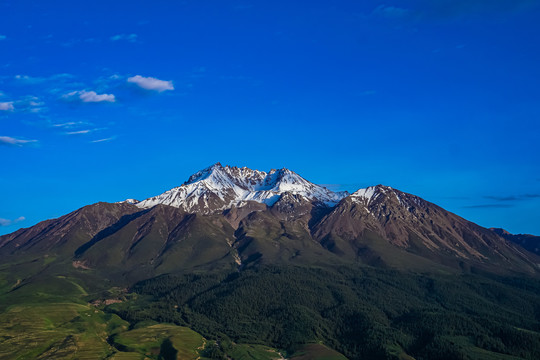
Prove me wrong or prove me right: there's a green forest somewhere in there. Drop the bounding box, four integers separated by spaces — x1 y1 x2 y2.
108 265 540 360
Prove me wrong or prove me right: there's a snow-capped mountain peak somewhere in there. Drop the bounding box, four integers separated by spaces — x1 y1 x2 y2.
350 184 428 214
136 163 349 213
350 185 393 204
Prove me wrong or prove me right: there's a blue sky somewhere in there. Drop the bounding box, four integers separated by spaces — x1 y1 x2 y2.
1 0 539 235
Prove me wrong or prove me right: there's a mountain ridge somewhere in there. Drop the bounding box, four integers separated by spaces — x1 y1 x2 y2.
134 163 349 213
1 163 538 278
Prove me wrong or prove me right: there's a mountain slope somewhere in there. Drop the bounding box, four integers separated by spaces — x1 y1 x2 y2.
0 165 538 278
491 228 540 255
313 185 538 273
0 202 139 257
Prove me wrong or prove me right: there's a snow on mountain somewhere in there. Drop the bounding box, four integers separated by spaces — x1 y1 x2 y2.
350 186 383 204
136 163 348 213
350 185 407 205
351 185 417 206
117 199 140 205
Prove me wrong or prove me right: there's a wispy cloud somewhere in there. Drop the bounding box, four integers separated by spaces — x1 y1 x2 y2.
0 216 25 227
0 136 38 146
0 101 14 111
372 5 411 18
52 122 83 128
13 96 46 113
63 90 116 103
91 136 116 143
110 34 138 42
403 0 537 22
517 194 539 199
84 38 101 44
127 75 174 92
368 1 539 24
483 194 540 202
463 204 514 209
15 74 45 84
484 195 520 202
63 125 105 135
15 73 73 85
66 130 92 135
0 35 6 41
463 193 540 209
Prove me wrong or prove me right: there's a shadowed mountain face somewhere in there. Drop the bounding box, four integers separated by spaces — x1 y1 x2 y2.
491 228 540 255
0 164 538 280
0 202 140 256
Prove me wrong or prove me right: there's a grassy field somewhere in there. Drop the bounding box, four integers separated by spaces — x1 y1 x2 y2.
0 302 118 359
112 323 206 359
0 260 206 360
0 280 208 360
290 344 348 360
0 261 332 360
0 262 116 359
226 343 285 360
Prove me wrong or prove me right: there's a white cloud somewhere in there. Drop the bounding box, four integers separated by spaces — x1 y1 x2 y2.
0 216 25 227
0 102 14 111
91 137 116 143
127 75 174 92
63 90 116 103
53 122 79 128
29 100 43 107
110 34 138 42
0 136 37 146
66 130 92 135
78 90 115 102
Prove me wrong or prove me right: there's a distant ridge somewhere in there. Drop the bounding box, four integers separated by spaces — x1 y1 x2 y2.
490 228 540 255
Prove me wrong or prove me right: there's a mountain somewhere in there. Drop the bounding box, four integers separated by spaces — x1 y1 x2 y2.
313 185 539 273
0 163 538 278
490 228 540 255
135 163 348 213
2 164 540 360
0 202 139 256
